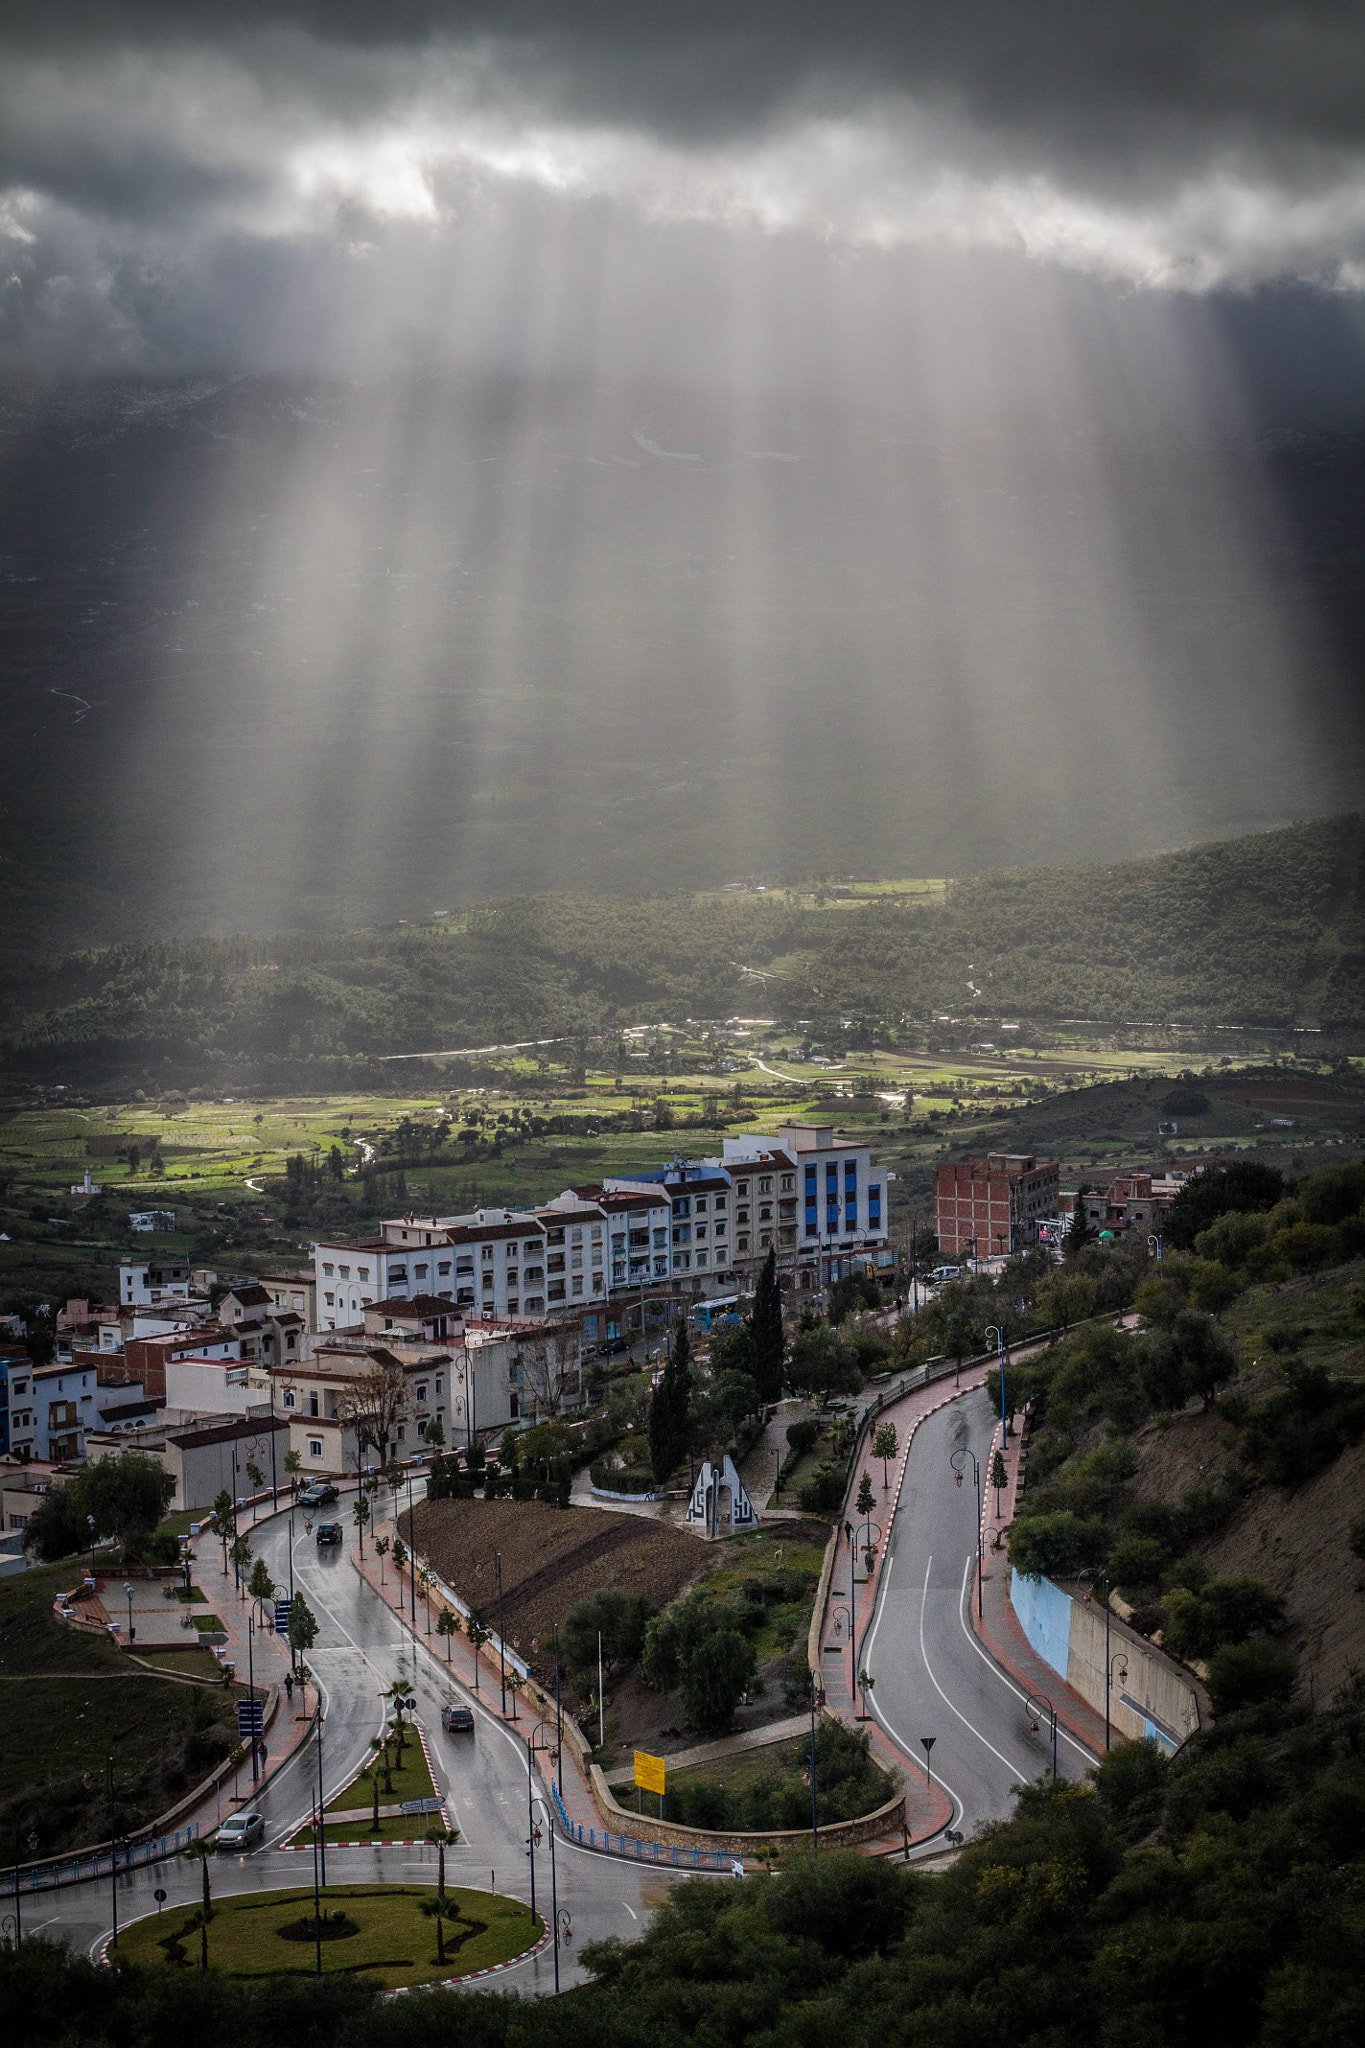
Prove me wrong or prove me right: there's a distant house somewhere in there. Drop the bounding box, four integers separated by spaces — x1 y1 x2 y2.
129 1209 176 1233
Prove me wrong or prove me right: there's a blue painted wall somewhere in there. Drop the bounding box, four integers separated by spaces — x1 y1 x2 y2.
1010 1570 1072 1682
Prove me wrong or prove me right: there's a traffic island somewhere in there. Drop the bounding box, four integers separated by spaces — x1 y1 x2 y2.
111 1883 543 1987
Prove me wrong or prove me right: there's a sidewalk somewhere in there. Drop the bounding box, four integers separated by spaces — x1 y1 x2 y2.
970 1419 1108 1756
356 1518 919 1868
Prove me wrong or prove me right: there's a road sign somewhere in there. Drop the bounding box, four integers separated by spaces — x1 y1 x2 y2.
399 1797 446 1816
236 1700 265 1737
633 1750 666 1797
274 1600 292 1632
153 1887 166 1903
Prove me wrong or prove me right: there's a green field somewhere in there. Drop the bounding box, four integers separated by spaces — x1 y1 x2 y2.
0 1559 243 1856
115 1883 540 1986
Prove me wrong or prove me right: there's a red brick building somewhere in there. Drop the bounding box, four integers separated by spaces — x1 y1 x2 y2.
933 1153 1061 1260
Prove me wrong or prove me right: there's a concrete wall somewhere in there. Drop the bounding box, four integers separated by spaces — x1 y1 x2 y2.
1010 1570 1202 1751
588 1760 904 1855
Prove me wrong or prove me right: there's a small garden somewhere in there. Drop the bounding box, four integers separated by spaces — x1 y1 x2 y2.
116 1882 538 1986
288 1691 451 1846
610 1721 894 1834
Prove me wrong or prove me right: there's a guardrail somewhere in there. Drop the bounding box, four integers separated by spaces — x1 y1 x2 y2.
550 1786 736 1871
8 1822 200 1894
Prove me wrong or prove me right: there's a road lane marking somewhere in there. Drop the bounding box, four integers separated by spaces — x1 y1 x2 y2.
622 1903 638 1919
953 1556 1098 1765
862 1539 965 1832
915 1557 1025 1780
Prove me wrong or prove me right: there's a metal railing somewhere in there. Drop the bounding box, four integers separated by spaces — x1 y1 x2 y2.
551 1787 734 1870
9 1822 201 1894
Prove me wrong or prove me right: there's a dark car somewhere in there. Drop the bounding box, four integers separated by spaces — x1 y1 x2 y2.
298 1481 339 1509
315 1520 343 1547
441 1702 475 1734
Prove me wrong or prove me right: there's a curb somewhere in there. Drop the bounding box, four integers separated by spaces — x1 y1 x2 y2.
97 1910 552 1985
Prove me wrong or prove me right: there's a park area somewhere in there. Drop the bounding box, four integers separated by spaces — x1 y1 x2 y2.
115 1883 540 1986
0 1558 243 1858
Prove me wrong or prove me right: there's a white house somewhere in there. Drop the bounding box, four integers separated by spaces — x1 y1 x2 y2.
119 1258 192 1307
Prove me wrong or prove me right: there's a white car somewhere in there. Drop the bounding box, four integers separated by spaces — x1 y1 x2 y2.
217 1811 265 1852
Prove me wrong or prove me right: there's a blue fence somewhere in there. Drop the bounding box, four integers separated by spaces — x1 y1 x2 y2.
9 1823 200 1894
551 1784 733 1870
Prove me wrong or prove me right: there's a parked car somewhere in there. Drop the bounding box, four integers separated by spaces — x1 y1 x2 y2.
216 1811 265 1852
298 1482 339 1508
315 1521 343 1547
441 1702 475 1734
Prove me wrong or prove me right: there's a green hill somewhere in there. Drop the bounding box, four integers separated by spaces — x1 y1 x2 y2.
2 815 1363 1087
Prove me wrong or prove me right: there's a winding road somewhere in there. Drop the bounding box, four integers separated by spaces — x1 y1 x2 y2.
863 1387 1093 1842
33 1484 676 1989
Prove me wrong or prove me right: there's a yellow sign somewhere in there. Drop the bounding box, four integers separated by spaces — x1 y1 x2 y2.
633 1750 667 1796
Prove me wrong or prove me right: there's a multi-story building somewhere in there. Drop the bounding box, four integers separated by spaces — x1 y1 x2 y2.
934 1153 1061 1260
119 1258 194 1308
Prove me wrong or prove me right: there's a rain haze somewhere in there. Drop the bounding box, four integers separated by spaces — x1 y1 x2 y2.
4 2 1365 940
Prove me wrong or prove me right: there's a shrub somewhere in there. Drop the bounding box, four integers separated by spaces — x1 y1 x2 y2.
1106 1534 1169 1590
1161 1576 1287 1660
798 1466 847 1513
1007 1510 1111 1578
785 1418 819 1457
1206 1639 1298 1714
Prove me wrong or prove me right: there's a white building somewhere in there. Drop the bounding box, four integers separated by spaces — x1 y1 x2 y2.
119 1258 193 1307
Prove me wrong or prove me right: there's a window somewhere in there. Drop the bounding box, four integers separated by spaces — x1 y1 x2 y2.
759 1176 773 1195
714 1219 727 1237
737 1206 750 1225
416 1384 428 1404
694 1195 708 1212
653 1227 668 1249
696 1250 708 1267
324 1291 335 1306
695 1223 707 1239
738 1235 750 1253
437 1260 451 1275
339 1265 350 1278
714 1195 726 1213
736 1180 749 1196
323 1263 335 1276
358 1266 370 1281
415 1263 428 1278
590 1225 602 1243
308 1438 323 1458
571 1227 582 1244
482 1244 494 1263
572 1276 584 1295
672 1197 689 1218
523 1240 540 1257
780 1175 794 1193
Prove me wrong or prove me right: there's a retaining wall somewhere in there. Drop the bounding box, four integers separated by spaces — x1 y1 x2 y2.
1010 1571 1203 1750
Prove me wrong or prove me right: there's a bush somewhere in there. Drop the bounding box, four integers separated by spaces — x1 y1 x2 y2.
562 1589 656 1682
785 1418 819 1457
1007 1510 1111 1578
1106 1534 1169 1590
798 1466 846 1514
1206 1638 1298 1714
1161 1576 1287 1660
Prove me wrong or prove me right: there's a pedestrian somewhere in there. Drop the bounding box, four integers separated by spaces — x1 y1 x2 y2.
284 1671 294 1702
844 1519 853 1544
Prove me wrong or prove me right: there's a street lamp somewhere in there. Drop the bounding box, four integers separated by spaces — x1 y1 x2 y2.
87 1514 96 1581
984 1325 1006 1441
826 1603 853 1699
494 1553 507 1716
122 1581 134 1646
950 1447 983 1618
1107 1652 1129 1753
854 1517 881 1586
1147 1233 1163 1270
1025 1690 1058 1780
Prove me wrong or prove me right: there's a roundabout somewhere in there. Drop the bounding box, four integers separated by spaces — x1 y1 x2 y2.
110 1883 544 1989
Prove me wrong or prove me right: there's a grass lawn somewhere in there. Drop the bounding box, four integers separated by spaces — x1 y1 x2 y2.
133 1646 228 1682
330 1732 436 1812
115 1883 539 1986
191 1614 226 1632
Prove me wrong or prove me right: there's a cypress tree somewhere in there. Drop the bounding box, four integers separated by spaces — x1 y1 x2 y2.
749 1248 786 1403
649 1315 692 1483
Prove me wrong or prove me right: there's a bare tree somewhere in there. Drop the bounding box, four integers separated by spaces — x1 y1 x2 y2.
336 1350 410 1465
505 1328 582 1423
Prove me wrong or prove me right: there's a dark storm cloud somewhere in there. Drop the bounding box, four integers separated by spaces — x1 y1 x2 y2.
4 3 1365 377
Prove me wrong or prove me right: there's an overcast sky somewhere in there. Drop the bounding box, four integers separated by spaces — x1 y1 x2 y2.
5 4 1365 385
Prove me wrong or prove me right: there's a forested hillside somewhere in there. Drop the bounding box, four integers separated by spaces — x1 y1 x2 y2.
2 815 1362 1086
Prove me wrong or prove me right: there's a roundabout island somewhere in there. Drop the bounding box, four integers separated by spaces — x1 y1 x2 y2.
111 1883 545 1990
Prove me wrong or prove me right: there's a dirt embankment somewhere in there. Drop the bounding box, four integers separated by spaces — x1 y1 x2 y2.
405 1498 711 1690
1127 1413 1365 1704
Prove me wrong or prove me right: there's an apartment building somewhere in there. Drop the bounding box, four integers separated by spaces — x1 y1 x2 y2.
934 1153 1061 1259
119 1258 194 1307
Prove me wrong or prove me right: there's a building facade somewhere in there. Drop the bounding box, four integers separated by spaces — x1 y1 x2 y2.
934 1153 1061 1259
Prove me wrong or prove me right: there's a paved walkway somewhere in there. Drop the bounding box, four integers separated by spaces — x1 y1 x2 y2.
357 1516 928 1866
970 1417 1109 1755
